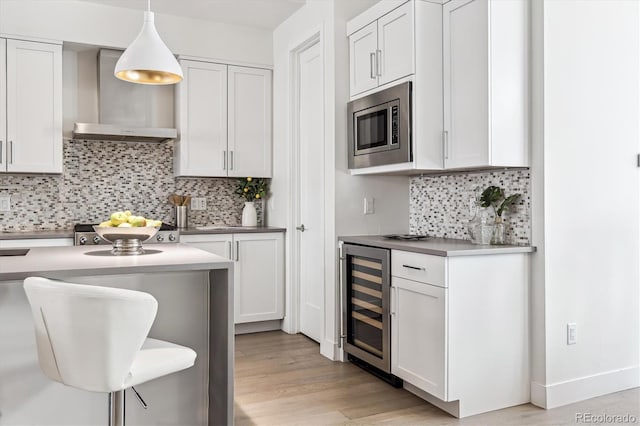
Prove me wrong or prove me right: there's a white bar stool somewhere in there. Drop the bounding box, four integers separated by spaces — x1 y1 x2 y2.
23 277 197 426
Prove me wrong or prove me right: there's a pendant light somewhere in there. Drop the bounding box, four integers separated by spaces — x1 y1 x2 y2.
114 0 183 85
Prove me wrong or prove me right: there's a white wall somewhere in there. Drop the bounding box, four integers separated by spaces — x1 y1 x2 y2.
531 0 640 408
0 0 272 66
271 0 408 360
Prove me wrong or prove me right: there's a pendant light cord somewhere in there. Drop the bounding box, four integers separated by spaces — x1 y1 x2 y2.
147 0 150 12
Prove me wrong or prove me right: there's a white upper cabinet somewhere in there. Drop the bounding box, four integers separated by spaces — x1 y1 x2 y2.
349 22 379 96
349 1 414 97
0 39 5 172
377 3 415 87
228 66 272 178
175 60 228 177
175 60 272 178
443 0 528 169
1 39 62 174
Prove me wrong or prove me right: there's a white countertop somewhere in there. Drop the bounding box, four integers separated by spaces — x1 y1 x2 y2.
0 243 233 281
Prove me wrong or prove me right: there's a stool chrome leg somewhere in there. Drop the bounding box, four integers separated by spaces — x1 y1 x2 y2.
109 390 125 426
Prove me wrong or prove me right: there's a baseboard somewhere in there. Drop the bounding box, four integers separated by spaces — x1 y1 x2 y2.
234 320 282 335
404 382 461 418
531 365 639 409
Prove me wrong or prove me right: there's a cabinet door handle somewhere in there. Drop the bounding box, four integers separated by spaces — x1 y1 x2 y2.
0 140 3 164
443 131 449 161
370 52 376 79
230 150 234 170
376 49 382 77
235 241 239 261
9 141 13 164
227 241 232 260
391 286 397 316
402 264 425 271
223 150 227 170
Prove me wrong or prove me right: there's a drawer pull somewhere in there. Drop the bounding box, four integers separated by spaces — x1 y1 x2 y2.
402 264 425 271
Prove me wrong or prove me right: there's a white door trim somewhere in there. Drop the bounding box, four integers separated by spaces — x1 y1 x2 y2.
282 30 323 337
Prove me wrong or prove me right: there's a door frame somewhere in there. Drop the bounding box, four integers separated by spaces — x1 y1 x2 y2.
283 30 324 338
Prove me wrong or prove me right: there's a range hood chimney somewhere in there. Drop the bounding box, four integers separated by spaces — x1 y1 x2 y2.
73 49 177 143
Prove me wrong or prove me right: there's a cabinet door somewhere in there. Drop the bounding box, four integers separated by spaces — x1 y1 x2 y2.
0 39 6 172
349 21 379 97
175 60 227 177
391 276 446 400
6 40 62 173
443 0 489 169
377 2 414 87
233 233 284 324
180 233 232 260
227 66 272 178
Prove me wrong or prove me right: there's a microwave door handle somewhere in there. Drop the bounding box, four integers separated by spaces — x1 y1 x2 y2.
370 52 376 80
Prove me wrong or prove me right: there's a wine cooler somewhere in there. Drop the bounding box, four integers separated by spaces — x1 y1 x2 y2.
341 243 401 386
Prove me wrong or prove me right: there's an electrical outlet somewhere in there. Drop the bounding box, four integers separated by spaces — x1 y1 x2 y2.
191 197 207 211
567 323 577 345
0 196 10 212
364 197 375 215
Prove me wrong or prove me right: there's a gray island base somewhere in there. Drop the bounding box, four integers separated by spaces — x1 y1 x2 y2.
0 243 233 426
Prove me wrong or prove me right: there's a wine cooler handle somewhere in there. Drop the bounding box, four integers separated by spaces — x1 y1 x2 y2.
338 245 346 347
391 286 397 316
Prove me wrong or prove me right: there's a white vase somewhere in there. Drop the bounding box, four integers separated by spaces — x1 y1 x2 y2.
242 201 257 227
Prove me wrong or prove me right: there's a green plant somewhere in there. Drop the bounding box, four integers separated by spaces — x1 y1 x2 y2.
236 177 269 202
480 185 521 221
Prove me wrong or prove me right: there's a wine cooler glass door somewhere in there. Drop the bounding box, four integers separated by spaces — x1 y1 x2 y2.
342 244 390 372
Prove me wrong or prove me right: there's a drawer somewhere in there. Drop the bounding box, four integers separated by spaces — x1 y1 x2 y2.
391 250 446 287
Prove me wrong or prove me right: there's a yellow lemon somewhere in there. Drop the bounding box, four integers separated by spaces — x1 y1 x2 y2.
244 188 249 192
255 194 261 199
247 177 252 182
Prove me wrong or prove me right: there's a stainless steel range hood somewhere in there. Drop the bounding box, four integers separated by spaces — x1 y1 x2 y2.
73 49 177 143
72 123 176 142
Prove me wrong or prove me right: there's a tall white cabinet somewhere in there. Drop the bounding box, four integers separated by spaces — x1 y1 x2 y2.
175 60 272 178
1 38 62 174
181 232 284 326
443 0 527 169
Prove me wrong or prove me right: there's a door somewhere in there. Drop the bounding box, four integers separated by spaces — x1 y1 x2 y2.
6 40 62 173
349 21 378 97
0 39 6 171
234 233 284 324
377 2 414 86
443 0 489 169
176 60 227 176
391 276 446 400
297 41 325 342
228 66 272 178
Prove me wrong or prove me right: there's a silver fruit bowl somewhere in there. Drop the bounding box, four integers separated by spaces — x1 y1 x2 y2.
93 226 160 256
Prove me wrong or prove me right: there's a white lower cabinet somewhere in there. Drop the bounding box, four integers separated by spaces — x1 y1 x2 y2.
391 276 446 400
181 232 284 324
390 249 529 418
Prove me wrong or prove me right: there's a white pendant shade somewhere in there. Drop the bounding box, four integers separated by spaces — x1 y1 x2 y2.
115 11 183 85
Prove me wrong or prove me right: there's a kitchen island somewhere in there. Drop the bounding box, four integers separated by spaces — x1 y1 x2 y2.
0 243 233 426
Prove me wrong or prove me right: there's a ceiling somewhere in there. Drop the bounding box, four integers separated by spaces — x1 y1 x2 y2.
83 0 306 30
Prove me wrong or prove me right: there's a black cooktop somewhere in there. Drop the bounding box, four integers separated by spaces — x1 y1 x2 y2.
74 223 177 232
382 234 429 241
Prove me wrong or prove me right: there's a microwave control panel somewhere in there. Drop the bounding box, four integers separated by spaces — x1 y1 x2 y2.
391 105 399 145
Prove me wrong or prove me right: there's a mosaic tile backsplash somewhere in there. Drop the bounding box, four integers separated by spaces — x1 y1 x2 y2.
410 169 531 245
0 139 264 231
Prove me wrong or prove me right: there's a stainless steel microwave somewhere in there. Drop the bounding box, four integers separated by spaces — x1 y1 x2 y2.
347 81 412 169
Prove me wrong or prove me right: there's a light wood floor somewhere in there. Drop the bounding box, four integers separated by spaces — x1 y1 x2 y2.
234 331 639 425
